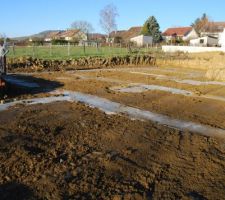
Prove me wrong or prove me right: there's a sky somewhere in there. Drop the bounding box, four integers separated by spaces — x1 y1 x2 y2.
1 0 225 37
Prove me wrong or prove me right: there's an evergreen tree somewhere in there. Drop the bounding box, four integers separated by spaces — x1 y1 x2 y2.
141 16 162 43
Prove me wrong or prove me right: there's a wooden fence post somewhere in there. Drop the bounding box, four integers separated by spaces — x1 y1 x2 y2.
83 42 86 54
67 42 70 56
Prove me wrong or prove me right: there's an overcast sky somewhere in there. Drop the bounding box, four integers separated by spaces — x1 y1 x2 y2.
1 0 225 37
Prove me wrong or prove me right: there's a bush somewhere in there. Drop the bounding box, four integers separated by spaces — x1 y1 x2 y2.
51 39 68 45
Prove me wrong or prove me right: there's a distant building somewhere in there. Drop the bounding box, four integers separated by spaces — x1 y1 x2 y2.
87 33 106 43
200 22 225 38
193 22 225 47
44 30 87 42
162 27 198 42
57 30 87 41
190 36 218 47
130 35 153 47
219 28 225 48
109 26 142 43
44 31 62 42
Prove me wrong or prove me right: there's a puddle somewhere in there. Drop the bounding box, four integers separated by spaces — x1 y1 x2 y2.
3 76 40 88
1 90 225 138
112 84 193 96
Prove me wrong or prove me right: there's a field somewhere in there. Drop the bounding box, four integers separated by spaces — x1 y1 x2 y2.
7 45 159 60
1 54 225 199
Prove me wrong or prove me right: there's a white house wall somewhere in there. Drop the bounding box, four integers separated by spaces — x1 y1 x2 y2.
190 36 218 47
183 29 199 41
219 29 225 47
207 37 219 46
130 35 153 46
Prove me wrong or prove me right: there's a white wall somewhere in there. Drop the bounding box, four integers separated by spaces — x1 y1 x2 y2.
162 45 225 53
130 35 153 46
183 29 198 41
219 29 225 47
207 37 219 46
190 36 218 47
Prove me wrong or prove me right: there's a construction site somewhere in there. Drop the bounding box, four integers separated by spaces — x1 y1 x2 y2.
0 45 225 199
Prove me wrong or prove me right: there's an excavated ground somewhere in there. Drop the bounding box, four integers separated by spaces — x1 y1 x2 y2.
0 65 225 199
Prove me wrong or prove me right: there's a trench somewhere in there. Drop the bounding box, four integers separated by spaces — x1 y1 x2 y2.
0 90 225 138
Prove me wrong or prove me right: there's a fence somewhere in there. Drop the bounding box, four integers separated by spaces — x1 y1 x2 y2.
7 44 161 60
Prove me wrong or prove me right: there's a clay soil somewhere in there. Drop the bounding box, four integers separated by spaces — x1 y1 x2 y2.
1 65 225 199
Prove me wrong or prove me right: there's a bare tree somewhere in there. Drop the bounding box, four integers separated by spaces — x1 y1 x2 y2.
191 13 210 34
99 4 118 39
71 20 94 35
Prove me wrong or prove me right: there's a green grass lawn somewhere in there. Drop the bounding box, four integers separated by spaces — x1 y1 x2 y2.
8 45 160 60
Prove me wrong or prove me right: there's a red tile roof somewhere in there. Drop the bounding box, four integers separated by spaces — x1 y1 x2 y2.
163 27 192 37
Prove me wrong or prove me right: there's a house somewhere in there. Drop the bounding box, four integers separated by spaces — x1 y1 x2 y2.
190 36 218 47
44 30 87 42
200 22 225 38
130 35 153 47
57 30 87 41
87 33 106 42
44 31 62 42
194 22 225 47
109 26 142 43
163 27 198 42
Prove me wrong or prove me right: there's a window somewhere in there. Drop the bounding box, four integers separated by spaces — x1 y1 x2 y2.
200 39 204 44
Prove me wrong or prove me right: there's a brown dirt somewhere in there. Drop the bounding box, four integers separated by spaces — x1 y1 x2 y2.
1 65 225 199
1 102 225 200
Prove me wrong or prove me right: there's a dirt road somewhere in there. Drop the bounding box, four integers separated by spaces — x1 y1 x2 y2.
0 65 225 199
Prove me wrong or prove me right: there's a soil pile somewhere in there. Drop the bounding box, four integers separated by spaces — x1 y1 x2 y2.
7 55 156 73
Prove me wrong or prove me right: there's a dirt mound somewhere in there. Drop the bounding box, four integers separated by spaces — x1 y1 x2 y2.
7 55 156 73
0 101 225 199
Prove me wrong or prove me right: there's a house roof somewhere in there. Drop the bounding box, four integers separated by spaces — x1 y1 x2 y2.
58 30 82 38
110 30 127 38
213 22 225 28
45 31 61 39
203 22 225 33
110 26 142 41
162 27 192 37
88 33 106 41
